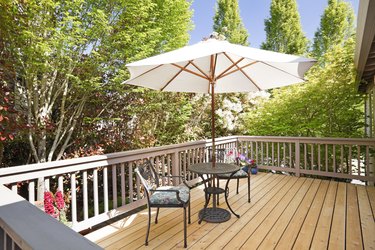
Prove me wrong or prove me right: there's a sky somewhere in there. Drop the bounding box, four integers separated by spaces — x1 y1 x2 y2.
189 0 359 48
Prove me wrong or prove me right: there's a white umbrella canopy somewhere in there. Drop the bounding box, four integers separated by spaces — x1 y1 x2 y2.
124 38 316 165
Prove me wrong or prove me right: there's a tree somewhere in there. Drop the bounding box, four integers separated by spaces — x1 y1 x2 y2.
244 38 364 138
261 0 307 55
0 0 193 163
213 0 249 45
312 0 355 57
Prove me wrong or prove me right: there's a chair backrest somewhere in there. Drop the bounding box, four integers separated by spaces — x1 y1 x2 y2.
208 147 238 164
135 160 159 193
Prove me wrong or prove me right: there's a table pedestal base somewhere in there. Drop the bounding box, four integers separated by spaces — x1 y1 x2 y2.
198 208 231 223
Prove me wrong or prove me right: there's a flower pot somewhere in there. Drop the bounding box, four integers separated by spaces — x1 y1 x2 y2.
251 167 258 174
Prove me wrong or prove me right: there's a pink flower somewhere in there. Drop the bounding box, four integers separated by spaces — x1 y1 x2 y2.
55 191 65 211
44 191 58 218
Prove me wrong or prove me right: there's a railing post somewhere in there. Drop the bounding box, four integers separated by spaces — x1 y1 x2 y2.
295 140 300 177
171 151 180 185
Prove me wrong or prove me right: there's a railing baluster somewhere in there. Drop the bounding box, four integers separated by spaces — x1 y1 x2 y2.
112 165 117 209
289 143 292 167
283 142 286 167
266 142 269 166
311 144 314 170
121 163 126 206
357 145 361 176
333 145 336 173
272 142 275 166
366 146 369 177
318 144 321 171
93 168 99 216
103 167 108 212
28 181 35 203
325 144 328 172
340 145 344 174
161 155 165 185
44 178 50 192
304 143 307 170
261 142 264 165
129 162 133 203
349 145 352 174
83 170 88 220
58 176 63 192
71 173 77 226
277 142 280 167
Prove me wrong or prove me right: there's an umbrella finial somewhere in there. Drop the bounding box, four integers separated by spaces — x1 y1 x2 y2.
202 31 227 42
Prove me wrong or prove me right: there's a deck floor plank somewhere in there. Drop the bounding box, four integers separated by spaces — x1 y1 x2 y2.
84 173 375 250
242 178 313 249
328 182 347 250
258 178 318 250
274 179 322 250
346 184 363 249
221 177 302 249
205 175 294 250
291 180 332 249
310 180 338 249
358 185 375 249
367 186 375 220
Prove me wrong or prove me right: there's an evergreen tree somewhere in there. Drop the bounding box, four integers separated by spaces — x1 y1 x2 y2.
261 0 307 55
312 0 355 57
213 0 249 45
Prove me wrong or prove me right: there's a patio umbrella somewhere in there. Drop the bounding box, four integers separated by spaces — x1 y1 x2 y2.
124 38 316 166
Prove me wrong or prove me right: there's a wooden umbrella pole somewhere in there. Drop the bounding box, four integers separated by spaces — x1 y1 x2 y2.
211 80 216 168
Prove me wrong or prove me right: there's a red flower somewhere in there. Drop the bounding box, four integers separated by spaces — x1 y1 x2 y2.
55 191 65 211
44 191 58 218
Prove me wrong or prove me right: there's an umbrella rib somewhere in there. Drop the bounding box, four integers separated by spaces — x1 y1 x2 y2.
216 61 258 80
190 61 210 79
215 57 245 80
259 61 306 81
125 64 164 83
161 61 192 91
222 53 261 90
171 63 209 80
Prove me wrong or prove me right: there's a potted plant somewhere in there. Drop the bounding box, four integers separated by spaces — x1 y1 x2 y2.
236 154 258 174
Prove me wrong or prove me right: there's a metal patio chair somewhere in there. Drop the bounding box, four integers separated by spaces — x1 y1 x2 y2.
135 159 191 248
209 148 251 203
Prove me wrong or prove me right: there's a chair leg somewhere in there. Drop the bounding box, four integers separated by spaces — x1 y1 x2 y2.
155 207 160 224
247 175 251 203
145 206 151 246
188 200 191 224
184 206 187 248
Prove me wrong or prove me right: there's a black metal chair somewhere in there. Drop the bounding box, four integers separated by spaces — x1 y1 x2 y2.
135 159 191 248
210 148 251 203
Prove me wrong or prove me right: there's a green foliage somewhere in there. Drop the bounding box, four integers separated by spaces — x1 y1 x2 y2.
0 0 193 162
261 0 308 55
244 38 364 138
312 0 355 57
213 0 249 45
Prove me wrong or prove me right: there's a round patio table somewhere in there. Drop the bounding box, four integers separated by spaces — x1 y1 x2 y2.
189 163 240 223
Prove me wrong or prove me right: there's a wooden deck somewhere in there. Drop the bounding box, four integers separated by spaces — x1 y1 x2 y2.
85 173 375 249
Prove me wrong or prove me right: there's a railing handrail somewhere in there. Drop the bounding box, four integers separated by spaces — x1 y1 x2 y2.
0 185 102 249
237 135 375 145
0 139 209 177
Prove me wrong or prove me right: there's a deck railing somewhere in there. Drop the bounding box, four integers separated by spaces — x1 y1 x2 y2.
0 136 373 234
